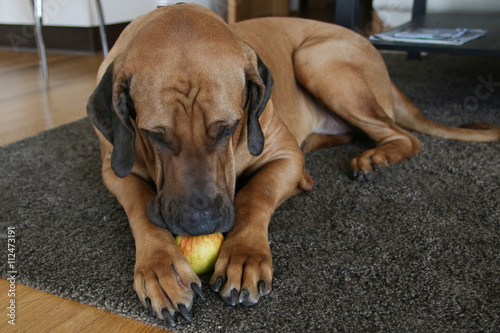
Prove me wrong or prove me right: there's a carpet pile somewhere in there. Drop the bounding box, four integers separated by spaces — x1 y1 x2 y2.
1 53 499 332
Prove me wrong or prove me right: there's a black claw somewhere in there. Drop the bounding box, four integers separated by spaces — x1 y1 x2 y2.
178 304 192 322
258 280 266 296
373 164 388 177
191 282 206 301
145 297 156 318
352 169 368 182
364 171 377 182
353 164 389 182
239 289 250 304
230 289 239 306
223 289 239 306
241 298 258 307
357 170 367 182
239 288 258 306
211 276 223 293
161 308 176 327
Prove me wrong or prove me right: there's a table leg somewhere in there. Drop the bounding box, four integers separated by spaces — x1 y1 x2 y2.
32 0 48 79
335 0 360 29
95 0 108 56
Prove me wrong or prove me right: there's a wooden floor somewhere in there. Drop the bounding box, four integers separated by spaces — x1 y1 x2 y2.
0 49 170 332
0 49 101 146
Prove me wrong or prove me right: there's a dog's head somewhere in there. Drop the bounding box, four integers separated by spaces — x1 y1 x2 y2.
87 5 273 236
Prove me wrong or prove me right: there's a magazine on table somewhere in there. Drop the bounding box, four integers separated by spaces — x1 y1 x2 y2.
369 28 487 46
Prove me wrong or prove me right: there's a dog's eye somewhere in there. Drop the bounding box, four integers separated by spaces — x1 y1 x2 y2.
218 121 239 141
142 129 181 154
143 129 170 147
143 130 163 142
222 127 233 136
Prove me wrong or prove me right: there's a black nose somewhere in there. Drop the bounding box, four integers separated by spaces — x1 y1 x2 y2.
174 194 224 236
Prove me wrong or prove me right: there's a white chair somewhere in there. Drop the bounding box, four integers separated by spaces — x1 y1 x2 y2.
31 0 108 79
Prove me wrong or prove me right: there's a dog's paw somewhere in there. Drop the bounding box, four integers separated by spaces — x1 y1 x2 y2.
350 135 420 182
209 232 273 307
133 229 204 326
351 164 388 182
350 147 391 182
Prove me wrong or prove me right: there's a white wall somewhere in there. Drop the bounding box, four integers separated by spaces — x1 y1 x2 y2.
374 0 500 28
4 0 499 28
0 0 216 27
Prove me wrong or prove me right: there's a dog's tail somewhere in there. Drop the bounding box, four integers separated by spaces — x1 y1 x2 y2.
392 84 500 142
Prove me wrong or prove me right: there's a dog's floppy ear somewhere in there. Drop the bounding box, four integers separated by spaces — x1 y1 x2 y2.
87 61 136 178
246 54 274 156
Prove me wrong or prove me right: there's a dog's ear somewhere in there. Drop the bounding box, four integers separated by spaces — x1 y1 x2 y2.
246 54 274 156
87 62 137 178
147 197 168 229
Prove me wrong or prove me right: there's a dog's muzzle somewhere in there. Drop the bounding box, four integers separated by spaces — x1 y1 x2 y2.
148 192 234 236
171 194 230 235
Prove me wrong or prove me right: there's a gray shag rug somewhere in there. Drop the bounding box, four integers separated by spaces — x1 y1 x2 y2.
1 53 499 332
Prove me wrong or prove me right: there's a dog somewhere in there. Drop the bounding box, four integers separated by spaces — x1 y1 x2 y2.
86 4 500 325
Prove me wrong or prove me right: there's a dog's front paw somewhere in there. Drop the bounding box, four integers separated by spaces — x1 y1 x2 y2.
209 231 273 307
133 229 204 326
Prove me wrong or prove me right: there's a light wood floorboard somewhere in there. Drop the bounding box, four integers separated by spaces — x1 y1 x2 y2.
0 49 101 146
0 280 170 333
0 49 170 332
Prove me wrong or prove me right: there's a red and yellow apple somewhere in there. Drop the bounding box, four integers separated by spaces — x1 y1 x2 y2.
175 233 224 275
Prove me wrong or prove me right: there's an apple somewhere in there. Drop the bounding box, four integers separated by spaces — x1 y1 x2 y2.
175 233 224 275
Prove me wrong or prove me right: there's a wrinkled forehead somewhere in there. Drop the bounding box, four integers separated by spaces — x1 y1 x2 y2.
115 8 250 129
129 57 247 130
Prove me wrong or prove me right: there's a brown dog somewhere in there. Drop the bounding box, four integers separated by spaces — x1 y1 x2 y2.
87 4 500 325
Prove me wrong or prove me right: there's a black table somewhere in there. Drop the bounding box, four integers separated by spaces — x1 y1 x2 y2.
335 0 500 57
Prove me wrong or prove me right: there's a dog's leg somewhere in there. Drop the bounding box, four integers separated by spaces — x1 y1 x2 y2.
100 155 202 324
210 141 312 306
294 42 421 181
302 132 353 153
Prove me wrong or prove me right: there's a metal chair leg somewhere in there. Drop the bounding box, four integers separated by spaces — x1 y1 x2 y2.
95 0 108 56
32 0 49 79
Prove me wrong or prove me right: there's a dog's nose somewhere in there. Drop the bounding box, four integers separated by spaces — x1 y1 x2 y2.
174 194 224 236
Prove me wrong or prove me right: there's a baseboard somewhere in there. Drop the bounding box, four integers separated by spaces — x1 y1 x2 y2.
0 23 129 53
